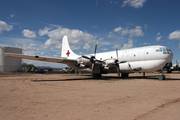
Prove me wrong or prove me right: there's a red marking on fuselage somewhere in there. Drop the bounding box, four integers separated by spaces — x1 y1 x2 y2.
66 50 70 57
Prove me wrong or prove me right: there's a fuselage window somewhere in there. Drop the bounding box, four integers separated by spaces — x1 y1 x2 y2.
146 52 148 54
134 54 136 57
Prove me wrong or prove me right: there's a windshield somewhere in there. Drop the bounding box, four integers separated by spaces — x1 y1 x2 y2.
156 47 172 54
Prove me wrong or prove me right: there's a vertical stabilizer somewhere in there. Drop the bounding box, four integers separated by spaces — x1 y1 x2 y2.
61 36 80 59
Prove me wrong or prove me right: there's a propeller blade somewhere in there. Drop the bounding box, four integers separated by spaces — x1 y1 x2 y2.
94 44 97 57
82 55 91 60
115 49 120 77
119 61 127 63
117 64 120 77
91 63 95 75
116 49 118 60
95 59 106 64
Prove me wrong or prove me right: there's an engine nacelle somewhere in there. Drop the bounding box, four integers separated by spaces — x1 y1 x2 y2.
76 56 92 68
104 59 117 69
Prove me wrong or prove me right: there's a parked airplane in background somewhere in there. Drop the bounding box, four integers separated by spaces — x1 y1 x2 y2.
4 36 173 80
170 60 180 72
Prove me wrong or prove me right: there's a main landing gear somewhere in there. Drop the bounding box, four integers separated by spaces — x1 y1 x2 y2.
121 73 129 78
93 73 102 78
159 69 166 80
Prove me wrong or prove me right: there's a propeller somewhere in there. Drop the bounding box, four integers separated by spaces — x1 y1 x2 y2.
91 45 97 75
82 45 97 63
115 49 120 77
82 44 104 75
115 49 127 77
94 44 97 57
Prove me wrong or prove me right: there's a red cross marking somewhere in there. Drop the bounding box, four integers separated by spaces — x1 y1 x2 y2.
66 50 70 57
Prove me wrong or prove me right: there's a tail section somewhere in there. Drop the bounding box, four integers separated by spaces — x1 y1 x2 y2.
61 36 80 59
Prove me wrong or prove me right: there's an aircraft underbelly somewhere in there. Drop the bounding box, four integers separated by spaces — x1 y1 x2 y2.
120 59 167 73
67 59 167 74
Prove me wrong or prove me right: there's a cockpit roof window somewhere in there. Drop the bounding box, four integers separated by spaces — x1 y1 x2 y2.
156 47 171 54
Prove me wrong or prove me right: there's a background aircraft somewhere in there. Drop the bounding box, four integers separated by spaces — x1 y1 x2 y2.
170 60 180 73
4 36 173 80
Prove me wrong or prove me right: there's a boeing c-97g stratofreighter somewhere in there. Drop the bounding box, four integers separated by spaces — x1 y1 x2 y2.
4 36 173 80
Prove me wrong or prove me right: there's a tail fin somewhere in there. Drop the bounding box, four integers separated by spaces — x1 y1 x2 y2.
61 36 80 59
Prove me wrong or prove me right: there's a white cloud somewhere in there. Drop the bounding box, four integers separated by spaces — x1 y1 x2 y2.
92 25 98 28
100 47 108 51
22 29 36 38
38 26 95 49
38 26 51 36
0 20 13 34
108 31 114 38
100 41 111 46
21 44 40 55
169 30 180 40
71 46 81 50
111 44 121 50
144 24 148 29
83 43 91 50
157 32 160 36
122 0 146 8
113 26 144 38
114 26 123 33
108 0 118 4
121 39 134 49
156 32 162 41
41 52 45 55
156 36 162 41
29 43 38 46
10 14 15 18
129 26 144 37
56 52 61 55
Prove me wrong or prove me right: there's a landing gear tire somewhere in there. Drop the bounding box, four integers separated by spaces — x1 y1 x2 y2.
93 73 102 78
121 73 129 78
159 75 166 80
167 70 172 73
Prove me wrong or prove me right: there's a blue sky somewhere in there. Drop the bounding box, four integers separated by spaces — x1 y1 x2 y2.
1 0 180 68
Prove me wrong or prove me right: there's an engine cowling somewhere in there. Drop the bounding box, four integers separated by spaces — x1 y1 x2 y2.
104 59 118 69
76 56 92 68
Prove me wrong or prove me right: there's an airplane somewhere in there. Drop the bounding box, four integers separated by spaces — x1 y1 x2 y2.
170 60 180 73
4 35 173 80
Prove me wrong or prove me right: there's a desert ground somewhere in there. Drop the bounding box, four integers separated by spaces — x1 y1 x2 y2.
0 72 180 120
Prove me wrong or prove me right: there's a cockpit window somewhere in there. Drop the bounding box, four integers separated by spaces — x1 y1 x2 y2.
156 47 171 54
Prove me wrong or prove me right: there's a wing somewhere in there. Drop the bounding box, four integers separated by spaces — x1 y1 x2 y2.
4 53 77 64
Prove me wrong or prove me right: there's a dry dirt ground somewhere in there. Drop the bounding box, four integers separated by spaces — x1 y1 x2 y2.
1 72 180 120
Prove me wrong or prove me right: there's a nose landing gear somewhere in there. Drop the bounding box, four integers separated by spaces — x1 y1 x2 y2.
159 69 166 80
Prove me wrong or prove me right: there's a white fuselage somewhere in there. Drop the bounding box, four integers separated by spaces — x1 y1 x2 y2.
98 45 173 73
69 45 173 73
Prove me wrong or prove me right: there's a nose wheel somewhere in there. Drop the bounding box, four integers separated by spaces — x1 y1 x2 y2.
159 69 166 80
